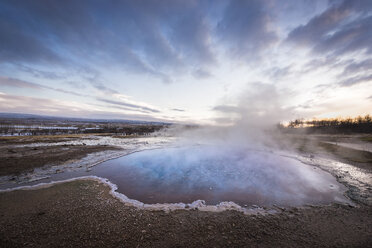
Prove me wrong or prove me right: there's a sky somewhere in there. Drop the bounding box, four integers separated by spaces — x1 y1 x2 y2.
0 0 371 124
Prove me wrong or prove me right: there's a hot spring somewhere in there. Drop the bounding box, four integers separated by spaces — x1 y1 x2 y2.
85 145 347 206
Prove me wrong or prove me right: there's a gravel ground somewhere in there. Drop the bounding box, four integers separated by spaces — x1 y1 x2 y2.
0 179 371 248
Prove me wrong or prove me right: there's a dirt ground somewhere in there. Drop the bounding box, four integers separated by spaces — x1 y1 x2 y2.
0 180 370 248
0 134 92 145
0 145 120 177
0 134 371 247
276 133 372 169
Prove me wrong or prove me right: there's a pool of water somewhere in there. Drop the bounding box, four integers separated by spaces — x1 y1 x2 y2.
88 146 347 206
2 146 349 207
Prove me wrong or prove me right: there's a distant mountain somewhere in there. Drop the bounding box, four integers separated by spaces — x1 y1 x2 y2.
0 113 47 119
0 112 172 125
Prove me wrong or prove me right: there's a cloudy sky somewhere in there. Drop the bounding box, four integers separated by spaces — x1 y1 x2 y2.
0 0 371 123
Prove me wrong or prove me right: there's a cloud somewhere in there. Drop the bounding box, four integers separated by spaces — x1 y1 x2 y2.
171 108 185 112
287 0 372 56
90 82 119 95
341 58 372 76
65 81 86 90
0 76 89 97
0 16 61 64
0 92 167 122
339 74 372 87
167 6 215 65
213 105 240 113
0 76 166 116
192 68 212 79
335 58 372 86
1 0 370 122
0 76 42 89
301 56 341 73
0 93 85 115
0 0 217 81
266 66 292 80
0 0 286 78
217 0 278 60
16 64 66 80
97 98 161 113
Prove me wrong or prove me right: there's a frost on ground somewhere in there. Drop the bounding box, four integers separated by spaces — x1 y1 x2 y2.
0 136 177 186
299 155 372 205
12 135 175 149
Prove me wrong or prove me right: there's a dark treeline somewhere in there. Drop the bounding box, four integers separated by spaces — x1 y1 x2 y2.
284 115 372 134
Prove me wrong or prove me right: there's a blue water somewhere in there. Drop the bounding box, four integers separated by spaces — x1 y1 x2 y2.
87 146 347 206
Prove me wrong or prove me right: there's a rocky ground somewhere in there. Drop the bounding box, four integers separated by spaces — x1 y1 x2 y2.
0 134 371 247
0 179 371 248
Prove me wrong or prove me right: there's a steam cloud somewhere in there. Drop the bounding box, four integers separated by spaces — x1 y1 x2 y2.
119 83 347 206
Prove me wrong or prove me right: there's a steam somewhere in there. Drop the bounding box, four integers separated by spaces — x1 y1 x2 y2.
137 83 347 206
168 83 295 149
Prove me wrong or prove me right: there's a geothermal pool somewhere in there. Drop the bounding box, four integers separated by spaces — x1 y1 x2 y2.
2 145 348 207
85 146 347 206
